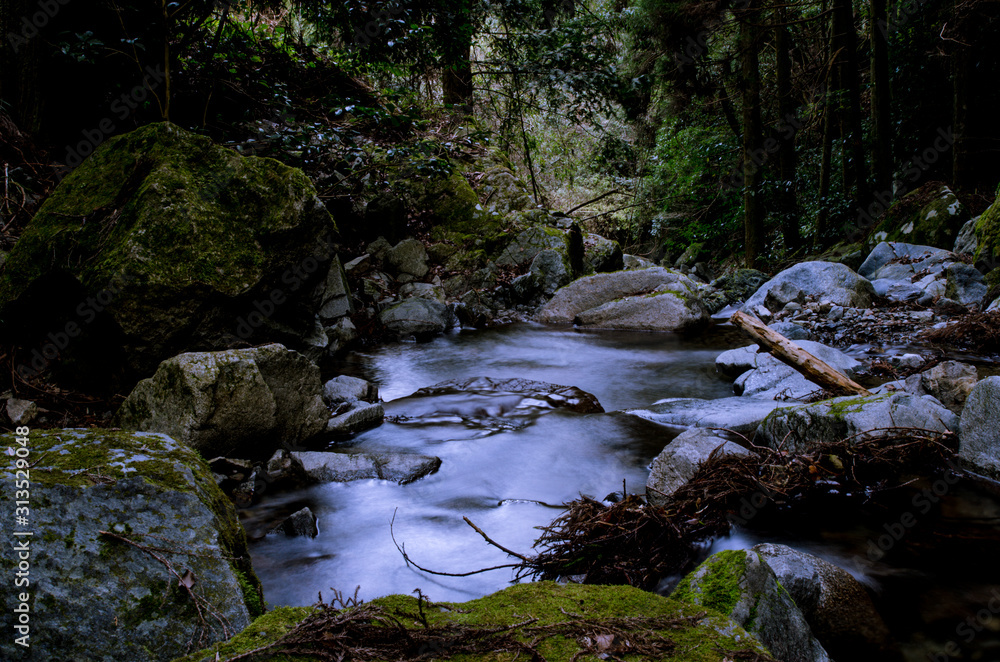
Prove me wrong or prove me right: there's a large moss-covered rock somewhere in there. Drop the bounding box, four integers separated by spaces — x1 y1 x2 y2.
872 182 969 250
174 581 769 662
975 183 1000 270
0 428 262 662
0 122 337 383
742 262 874 314
391 164 486 236
673 549 830 662
114 344 328 458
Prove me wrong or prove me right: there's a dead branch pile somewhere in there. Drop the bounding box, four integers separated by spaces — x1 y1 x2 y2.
225 596 776 662
518 428 956 589
920 310 1000 354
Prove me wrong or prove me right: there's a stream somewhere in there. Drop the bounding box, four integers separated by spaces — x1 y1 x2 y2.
242 323 1000 661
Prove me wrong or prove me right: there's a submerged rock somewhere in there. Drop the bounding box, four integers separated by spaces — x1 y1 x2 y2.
289 450 441 485
269 507 319 538
672 549 830 662
176 581 770 662
114 344 328 458
326 401 385 435
625 397 782 435
753 543 893 661
646 428 751 506
0 429 263 662
0 122 338 383
405 377 603 414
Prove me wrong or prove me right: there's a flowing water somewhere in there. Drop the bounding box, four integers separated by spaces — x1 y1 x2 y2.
243 323 1000 661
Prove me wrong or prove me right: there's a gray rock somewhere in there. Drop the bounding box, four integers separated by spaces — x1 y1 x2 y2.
858 242 954 281
0 429 261 661
5 398 38 425
535 268 704 325
343 253 371 275
386 238 429 279
379 298 451 338
318 254 354 321
743 262 874 314
753 543 893 660
289 450 441 484
400 281 446 303
583 233 624 273
706 269 771 312
673 549 830 662
326 401 384 435
407 377 603 414
934 297 968 315
270 507 319 537
732 341 861 401
366 236 393 263
623 254 655 270
716 345 763 379
954 217 979 254
871 277 925 302
530 249 572 296
891 353 924 370
756 393 959 453
646 428 751 506
495 227 568 268
114 344 328 458
959 377 1000 479
769 322 811 340
945 262 988 306
478 168 532 216
325 317 359 354
903 360 977 413
573 283 709 332
625 397 782 435
322 375 379 405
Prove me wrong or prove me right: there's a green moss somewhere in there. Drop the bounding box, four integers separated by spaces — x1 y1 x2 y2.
0 428 264 624
0 122 335 309
175 582 766 662
672 550 747 615
975 183 1000 267
171 606 315 662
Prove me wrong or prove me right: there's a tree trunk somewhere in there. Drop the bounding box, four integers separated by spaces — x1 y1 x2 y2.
442 43 474 108
0 0 45 138
775 17 802 253
731 311 872 396
833 0 869 205
870 0 892 194
738 4 765 269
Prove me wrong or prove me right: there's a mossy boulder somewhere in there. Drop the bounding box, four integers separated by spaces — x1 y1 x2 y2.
705 268 770 313
390 163 490 236
495 226 570 268
872 182 969 250
974 183 1000 271
0 122 338 385
478 167 533 217
755 392 959 453
173 581 769 662
113 344 328 458
672 549 830 662
582 233 623 274
0 428 263 661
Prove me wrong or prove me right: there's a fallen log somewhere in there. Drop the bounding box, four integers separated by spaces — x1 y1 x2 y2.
730 310 872 397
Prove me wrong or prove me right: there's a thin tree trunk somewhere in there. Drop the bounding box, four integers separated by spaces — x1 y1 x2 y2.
871 0 892 194
738 2 765 269
0 0 46 138
833 0 869 205
776 16 801 253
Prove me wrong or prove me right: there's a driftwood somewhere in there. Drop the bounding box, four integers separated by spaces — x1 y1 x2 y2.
730 310 872 396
